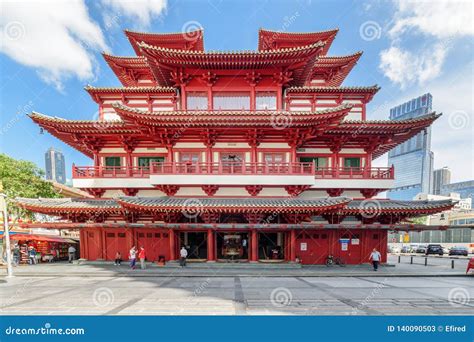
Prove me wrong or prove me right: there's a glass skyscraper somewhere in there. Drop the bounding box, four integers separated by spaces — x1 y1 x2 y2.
45 147 66 184
387 93 434 200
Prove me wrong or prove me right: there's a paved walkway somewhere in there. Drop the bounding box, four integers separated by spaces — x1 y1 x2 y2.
1 255 470 277
0 275 472 315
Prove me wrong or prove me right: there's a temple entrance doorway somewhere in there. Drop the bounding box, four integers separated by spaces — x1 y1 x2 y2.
179 232 207 261
258 232 285 262
216 232 249 262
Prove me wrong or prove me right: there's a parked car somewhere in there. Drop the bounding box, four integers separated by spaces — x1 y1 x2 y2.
390 246 401 254
400 246 411 253
416 245 428 253
425 244 444 256
442 246 449 254
449 246 469 256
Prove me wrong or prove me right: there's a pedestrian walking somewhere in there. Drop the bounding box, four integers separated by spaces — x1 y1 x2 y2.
179 246 188 267
12 244 20 266
28 246 37 265
139 246 146 269
129 246 137 269
68 245 76 263
369 248 381 271
114 251 122 265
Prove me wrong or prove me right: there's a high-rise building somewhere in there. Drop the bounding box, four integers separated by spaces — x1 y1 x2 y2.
441 180 474 203
45 147 66 184
387 93 434 200
433 167 451 195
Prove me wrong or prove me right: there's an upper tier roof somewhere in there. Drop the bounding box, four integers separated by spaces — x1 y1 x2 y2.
258 28 339 55
310 52 362 86
102 54 156 87
28 109 440 160
125 29 204 55
137 41 326 86
112 102 352 127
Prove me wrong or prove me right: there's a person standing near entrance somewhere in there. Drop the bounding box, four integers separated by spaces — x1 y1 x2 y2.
129 246 137 269
242 238 248 258
12 244 20 266
68 245 76 263
180 246 188 267
28 246 37 265
139 246 146 269
369 248 381 271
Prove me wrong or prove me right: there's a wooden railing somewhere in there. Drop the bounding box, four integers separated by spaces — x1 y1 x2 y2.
72 165 151 178
150 162 315 175
72 164 394 179
314 166 394 179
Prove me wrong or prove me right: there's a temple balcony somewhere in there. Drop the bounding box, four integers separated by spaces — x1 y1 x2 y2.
72 163 394 194
148 162 316 186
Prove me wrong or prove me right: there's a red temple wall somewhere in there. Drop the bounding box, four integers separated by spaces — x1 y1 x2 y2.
80 227 387 265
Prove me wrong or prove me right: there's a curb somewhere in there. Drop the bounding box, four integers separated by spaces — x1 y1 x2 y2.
1 273 469 278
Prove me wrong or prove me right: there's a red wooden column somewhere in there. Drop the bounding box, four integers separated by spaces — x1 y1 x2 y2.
169 229 176 261
207 229 215 261
290 229 296 262
250 229 258 262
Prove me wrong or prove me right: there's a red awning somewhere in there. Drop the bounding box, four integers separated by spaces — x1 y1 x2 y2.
10 234 68 243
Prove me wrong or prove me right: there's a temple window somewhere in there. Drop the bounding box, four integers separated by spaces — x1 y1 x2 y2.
137 156 165 168
179 152 200 163
343 157 361 168
104 156 121 168
299 156 328 169
213 92 250 110
187 91 208 110
256 91 277 110
264 153 286 164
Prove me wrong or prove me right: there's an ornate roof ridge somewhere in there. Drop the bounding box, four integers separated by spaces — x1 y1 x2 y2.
84 85 176 93
319 51 363 60
258 27 339 36
29 112 124 125
125 28 203 37
112 102 353 116
286 85 380 92
102 53 147 62
137 40 326 56
343 112 441 125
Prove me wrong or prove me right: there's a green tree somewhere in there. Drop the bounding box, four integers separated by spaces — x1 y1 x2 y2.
0 153 59 219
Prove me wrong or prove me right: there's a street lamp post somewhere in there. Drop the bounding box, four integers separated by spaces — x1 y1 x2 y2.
0 192 14 278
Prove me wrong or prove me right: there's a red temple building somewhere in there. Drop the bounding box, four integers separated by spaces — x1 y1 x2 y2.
16 28 453 265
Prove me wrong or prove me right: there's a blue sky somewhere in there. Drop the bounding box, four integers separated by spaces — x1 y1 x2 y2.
0 0 473 183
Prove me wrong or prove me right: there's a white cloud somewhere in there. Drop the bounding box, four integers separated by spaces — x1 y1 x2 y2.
378 0 473 89
101 0 167 29
0 0 108 91
389 0 474 39
379 44 447 89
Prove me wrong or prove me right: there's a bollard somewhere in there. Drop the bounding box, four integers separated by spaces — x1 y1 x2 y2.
398 255 401 263
425 257 427 266
451 260 454 269
410 256 413 264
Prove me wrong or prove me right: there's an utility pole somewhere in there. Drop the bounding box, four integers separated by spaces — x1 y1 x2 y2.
0 181 13 277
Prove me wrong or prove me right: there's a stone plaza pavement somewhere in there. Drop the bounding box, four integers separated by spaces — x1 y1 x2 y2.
0 256 473 315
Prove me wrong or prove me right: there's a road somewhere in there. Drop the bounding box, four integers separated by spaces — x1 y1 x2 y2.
1 275 472 315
